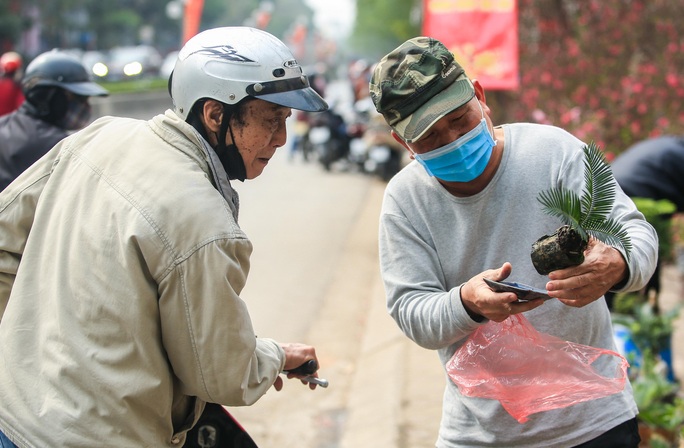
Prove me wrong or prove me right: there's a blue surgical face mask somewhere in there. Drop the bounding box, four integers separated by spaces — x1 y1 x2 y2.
412 102 496 182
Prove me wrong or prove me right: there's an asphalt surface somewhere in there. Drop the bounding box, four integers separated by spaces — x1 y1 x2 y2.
226 151 445 448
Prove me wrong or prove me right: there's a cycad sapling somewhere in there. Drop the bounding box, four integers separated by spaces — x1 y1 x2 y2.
531 142 632 275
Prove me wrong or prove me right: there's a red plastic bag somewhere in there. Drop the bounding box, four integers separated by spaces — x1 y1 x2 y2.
446 314 628 423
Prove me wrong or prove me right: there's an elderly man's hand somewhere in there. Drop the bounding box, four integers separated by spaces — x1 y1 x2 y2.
545 238 628 307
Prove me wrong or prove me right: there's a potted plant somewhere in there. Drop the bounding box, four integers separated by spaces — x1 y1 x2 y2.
630 198 676 265
612 295 679 380
671 213 684 274
629 347 684 447
531 142 633 275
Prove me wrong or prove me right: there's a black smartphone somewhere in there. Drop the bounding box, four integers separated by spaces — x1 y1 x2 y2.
484 278 552 302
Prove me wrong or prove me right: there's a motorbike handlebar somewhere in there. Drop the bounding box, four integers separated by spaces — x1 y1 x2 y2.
283 359 329 388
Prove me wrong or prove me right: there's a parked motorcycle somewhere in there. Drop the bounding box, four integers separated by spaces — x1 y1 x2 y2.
309 107 350 171
184 403 257 448
363 141 403 182
183 361 328 448
290 110 316 162
346 119 368 172
350 97 404 182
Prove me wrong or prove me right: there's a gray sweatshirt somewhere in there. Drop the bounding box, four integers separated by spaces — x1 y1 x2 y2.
379 123 657 447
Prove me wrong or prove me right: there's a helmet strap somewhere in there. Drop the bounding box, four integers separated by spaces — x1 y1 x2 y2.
25 86 68 123
214 105 247 182
187 100 248 182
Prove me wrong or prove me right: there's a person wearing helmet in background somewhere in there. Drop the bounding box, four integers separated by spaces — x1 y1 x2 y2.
0 50 108 191
0 27 328 448
0 51 25 116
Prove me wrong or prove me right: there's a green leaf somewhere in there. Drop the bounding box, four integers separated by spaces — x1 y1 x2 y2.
537 188 583 227
584 217 633 260
580 142 616 225
536 141 632 260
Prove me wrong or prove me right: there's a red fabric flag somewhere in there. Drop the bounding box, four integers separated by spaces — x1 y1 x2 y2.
423 0 519 90
183 0 205 45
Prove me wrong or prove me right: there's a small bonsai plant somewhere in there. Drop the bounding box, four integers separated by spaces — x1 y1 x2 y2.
531 142 633 275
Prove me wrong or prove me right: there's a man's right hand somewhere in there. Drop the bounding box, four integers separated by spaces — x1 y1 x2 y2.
460 262 545 322
273 343 320 391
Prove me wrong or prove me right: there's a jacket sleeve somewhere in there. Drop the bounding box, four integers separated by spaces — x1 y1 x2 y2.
609 183 660 293
158 237 285 407
0 145 61 319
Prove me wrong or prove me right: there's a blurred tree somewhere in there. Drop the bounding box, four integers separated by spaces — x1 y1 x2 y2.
201 0 257 30
129 0 182 52
200 0 313 42
0 0 25 53
349 0 421 61
86 0 178 50
13 0 170 51
347 0 684 156
91 7 142 48
29 0 87 49
265 0 313 39
493 0 684 156
0 0 313 54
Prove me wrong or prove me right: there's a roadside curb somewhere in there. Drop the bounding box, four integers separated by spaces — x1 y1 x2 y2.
338 179 444 448
340 262 406 448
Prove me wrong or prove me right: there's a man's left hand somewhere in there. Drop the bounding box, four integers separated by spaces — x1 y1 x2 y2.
545 238 628 307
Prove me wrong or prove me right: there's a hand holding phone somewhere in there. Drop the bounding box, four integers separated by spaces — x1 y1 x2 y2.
484 278 551 303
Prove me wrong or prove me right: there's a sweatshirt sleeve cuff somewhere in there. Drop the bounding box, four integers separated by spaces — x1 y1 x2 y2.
453 285 487 328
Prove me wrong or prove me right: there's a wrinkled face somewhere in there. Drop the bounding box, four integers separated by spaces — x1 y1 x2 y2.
230 99 291 179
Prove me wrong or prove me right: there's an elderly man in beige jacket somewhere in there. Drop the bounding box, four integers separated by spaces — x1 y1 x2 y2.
0 27 328 447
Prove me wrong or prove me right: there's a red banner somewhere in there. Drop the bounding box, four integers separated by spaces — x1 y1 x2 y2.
423 0 519 90
182 0 205 45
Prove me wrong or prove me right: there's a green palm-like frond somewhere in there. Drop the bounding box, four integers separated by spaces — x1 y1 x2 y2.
580 142 616 226
583 217 633 258
536 141 632 261
537 188 587 240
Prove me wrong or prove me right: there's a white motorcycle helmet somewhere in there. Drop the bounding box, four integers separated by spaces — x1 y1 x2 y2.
170 27 328 120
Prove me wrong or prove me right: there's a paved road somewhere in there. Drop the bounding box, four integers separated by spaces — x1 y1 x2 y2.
227 149 443 448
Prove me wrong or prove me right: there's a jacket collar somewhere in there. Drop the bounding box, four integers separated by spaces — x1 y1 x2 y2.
150 110 240 221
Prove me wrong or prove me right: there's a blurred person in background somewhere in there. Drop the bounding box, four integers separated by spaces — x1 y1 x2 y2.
611 135 684 213
610 135 684 301
370 36 657 448
348 58 371 104
0 51 24 117
289 66 328 161
0 50 109 191
0 27 327 447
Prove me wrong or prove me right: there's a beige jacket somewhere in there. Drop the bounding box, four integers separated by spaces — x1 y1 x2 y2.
0 110 285 447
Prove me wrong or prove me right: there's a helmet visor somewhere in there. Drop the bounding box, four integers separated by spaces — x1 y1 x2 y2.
62 81 109 97
246 77 328 112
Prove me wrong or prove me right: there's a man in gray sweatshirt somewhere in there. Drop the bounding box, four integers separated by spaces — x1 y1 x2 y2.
369 36 657 447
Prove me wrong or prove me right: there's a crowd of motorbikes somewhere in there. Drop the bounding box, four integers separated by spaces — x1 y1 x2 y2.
289 67 406 183
291 98 404 182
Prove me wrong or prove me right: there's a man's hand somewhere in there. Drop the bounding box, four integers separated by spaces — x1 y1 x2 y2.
546 238 628 307
273 343 320 391
460 262 546 322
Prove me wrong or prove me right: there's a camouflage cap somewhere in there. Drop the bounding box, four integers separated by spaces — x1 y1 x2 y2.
369 37 475 143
